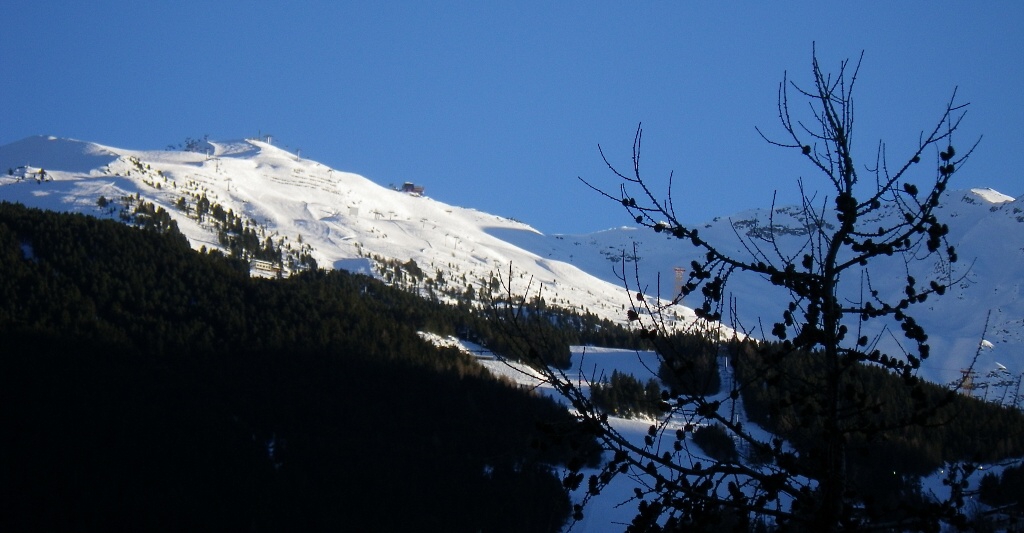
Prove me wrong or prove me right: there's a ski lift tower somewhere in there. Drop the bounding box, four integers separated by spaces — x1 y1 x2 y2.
673 266 686 304
960 368 977 397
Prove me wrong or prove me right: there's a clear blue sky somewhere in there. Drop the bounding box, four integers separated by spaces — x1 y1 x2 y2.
3 2 1021 234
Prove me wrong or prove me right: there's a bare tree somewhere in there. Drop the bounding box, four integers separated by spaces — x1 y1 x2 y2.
496 48 984 531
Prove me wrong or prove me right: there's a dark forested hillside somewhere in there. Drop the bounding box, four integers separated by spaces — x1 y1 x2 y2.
732 340 1024 521
0 202 598 532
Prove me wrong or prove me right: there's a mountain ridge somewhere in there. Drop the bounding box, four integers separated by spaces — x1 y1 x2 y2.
1 135 1020 388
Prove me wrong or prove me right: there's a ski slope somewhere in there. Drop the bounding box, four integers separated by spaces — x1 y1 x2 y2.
1 135 1021 386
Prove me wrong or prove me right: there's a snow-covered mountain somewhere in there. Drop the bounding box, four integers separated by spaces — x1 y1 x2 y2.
1 135 1020 388
0 135 659 321
507 186 1024 389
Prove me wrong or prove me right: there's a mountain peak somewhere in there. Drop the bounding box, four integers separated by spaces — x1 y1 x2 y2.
0 135 120 174
966 187 1015 205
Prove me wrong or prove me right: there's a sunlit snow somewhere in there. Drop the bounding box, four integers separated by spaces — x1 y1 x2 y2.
2 134 1020 385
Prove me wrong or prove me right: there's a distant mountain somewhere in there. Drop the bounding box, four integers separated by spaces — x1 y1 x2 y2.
2 135 1020 387
519 187 1024 389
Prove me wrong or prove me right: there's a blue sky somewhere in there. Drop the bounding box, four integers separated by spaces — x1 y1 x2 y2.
3 2 1021 234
